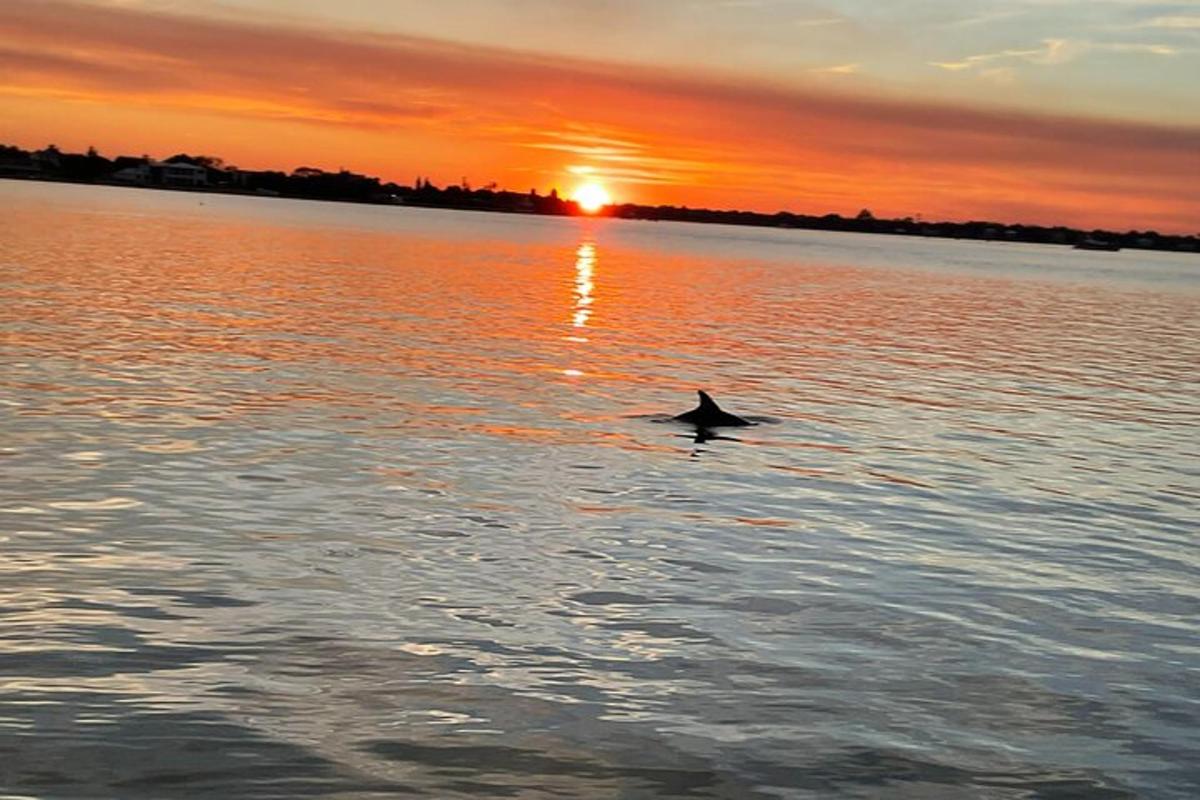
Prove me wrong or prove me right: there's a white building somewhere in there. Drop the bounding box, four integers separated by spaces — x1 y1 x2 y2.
109 160 208 188
153 161 208 187
110 163 152 186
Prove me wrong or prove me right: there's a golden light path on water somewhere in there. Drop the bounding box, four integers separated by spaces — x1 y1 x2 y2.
572 241 595 331
564 240 596 377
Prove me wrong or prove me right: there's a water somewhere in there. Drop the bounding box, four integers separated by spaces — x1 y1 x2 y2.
2 180 1198 799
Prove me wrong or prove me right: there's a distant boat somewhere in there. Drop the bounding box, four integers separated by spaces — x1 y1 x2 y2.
1074 237 1121 252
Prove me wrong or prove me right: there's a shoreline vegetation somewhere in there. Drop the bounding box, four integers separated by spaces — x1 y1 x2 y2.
3 143 1196 254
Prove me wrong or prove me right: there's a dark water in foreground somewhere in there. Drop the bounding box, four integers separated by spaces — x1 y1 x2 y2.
2 181 1198 799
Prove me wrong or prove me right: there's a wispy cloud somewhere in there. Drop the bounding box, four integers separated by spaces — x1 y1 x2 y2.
1139 15 1200 30
523 130 726 187
940 9 1028 29
793 16 845 29
978 67 1017 86
931 44 1048 71
931 36 1177 72
810 63 860 74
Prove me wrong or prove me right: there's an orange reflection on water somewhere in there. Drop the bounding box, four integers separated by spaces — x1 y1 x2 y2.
571 242 596 331
9 183 1198 470
562 240 597 377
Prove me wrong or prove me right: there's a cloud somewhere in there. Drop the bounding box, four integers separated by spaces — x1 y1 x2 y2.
940 9 1029 29
931 46 1046 71
978 67 1018 86
1 0 1198 229
810 63 861 75
792 16 845 28
1139 15 1200 29
930 36 1178 73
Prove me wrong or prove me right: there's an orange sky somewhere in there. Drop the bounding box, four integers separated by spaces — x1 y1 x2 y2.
2 0 1198 232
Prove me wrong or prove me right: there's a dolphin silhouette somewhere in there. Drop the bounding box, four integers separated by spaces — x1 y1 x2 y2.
673 390 752 427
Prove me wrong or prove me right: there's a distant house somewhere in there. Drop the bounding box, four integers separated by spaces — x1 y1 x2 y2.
228 168 284 193
110 161 152 186
224 168 251 188
0 152 41 178
32 147 62 170
109 160 208 188
153 161 207 187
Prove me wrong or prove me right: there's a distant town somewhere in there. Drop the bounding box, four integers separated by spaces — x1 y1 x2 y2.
2 143 1196 254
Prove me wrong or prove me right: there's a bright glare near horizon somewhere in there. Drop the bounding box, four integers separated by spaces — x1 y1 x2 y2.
573 183 612 214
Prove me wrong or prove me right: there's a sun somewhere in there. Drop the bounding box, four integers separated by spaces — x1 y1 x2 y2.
572 182 611 214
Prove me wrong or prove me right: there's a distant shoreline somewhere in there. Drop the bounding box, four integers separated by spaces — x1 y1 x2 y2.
2 143 1196 255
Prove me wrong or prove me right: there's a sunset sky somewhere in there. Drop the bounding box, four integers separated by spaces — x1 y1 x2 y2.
2 0 1198 231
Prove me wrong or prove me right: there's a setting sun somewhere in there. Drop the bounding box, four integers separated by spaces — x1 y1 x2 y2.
572 182 611 214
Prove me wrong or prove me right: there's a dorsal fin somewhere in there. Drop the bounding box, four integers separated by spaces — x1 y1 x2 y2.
673 390 752 427
697 390 721 412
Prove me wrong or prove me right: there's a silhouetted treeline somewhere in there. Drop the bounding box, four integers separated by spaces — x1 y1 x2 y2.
2 143 1195 253
606 204 1198 252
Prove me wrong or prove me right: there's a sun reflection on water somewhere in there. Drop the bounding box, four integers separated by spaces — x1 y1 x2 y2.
564 241 596 376
571 241 595 332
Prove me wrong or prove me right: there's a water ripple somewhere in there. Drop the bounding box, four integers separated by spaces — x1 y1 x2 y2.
2 182 1198 798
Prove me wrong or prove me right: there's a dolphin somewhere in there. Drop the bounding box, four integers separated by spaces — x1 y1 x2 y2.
673 390 753 428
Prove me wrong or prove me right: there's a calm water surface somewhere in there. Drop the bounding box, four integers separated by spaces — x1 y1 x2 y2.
2 181 1198 799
